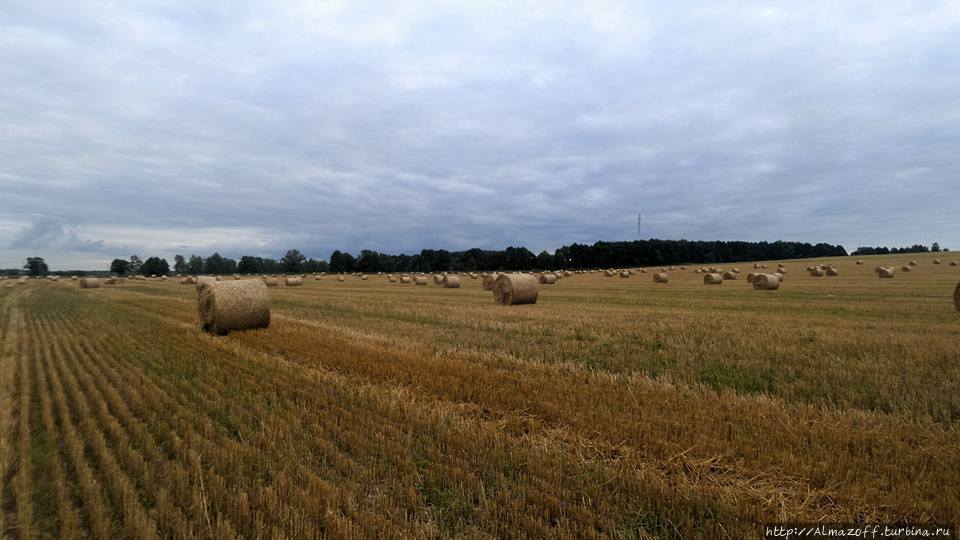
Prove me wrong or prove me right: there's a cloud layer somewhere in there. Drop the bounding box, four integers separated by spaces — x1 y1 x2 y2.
2 1 958 269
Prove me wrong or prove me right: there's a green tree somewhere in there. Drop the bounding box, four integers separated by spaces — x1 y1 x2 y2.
173 254 187 273
932 242 941 253
24 257 48 276
110 259 130 275
140 257 170 276
280 249 306 273
204 253 226 274
237 256 264 274
129 255 142 275
187 255 204 274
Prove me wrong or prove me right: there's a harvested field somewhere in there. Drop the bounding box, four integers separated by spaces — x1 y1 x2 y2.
0 252 958 537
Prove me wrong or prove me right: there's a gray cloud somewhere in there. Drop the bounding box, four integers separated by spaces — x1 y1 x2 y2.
1 1 958 269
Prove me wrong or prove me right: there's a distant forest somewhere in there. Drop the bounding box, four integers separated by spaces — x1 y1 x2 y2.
9 239 949 277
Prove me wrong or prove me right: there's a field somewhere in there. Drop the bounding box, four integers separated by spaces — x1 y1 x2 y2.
1 253 958 538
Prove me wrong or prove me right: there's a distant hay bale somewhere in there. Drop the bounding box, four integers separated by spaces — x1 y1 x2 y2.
482 275 496 290
703 273 723 285
694 269 702 274
285 277 303 286
433 274 444 284
951 261 958 266
754 263 760 269
722 271 737 280
856 260 864 265
414 276 428 285
776 268 786 274
761 264 768 269
79 278 100 289
901 265 912 272
493 274 538 305
160 276 168 281
878 267 895 278
388 275 397 283
360 275 368 280
264 277 278 287
809 267 825 277
653 272 669 283
746 272 759 283
934 259 941 264
539 274 557 284
181 276 196 285
909 260 918 266
680 266 686 270
197 279 270 335
315 275 322 280
563 271 572 277
604 270 614 277
753 274 781 290
826 267 840 276
337 275 345 282
400 275 412 284
104 278 116 285
640 268 648 273
732 268 740 274
774 272 785 282
444 275 461 288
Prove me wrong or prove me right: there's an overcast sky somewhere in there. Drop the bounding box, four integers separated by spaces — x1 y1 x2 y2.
2 1 958 269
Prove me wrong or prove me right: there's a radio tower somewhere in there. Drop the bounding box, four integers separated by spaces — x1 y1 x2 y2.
637 214 642 240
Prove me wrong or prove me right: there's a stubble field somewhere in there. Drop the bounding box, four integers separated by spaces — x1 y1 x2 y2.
1 253 958 538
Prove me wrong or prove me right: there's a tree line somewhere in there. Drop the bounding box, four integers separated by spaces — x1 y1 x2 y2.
98 239 850 276
850 243 947 256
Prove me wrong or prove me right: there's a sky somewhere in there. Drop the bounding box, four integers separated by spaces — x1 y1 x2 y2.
1 1 958 270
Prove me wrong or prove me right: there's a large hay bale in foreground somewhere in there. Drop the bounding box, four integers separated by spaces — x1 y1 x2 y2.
197 279 270 335
539 274 557 284
285 277 303 286
878 267 895 278
493 274 538 305
753 274 780 290
653 272 669 283
196 276 217 290
444 275 461 288
703 273 723 285
79 278 99 289
955 282 960 312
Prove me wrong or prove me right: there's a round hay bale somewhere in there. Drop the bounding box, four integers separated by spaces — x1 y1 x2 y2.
444 275 461 288
640 268 648 274
414 276 428 285
746 272 759 283
388 275 397 283
337 275 345 282
774 272 785 281
315 275 322 280
901 265 912 272
722 271 737 280
104 278 116 285
826 267 839 276
264 277 278 287
196 276 217 290
934 259 941 264
482 275 496 291
604 270 614 277
79 278 100 289
950 261 958 266
909 260 918 266
856 260 864 265
753 263 760 269
433 275 444 284
285 277 303 286
703 273 723 285
878 267 895 278
753 274 781 290
694 269 702 274
619 271 630 278
493 274 538 305
360 275 368 280
400 275 412 284
539 274 557 284
776 268 786 274
954 282 960 312
197 279 270 335
761 264 768 269
181 276 196 285
809 268 825 277
653 272 669 283
563 271 572 277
